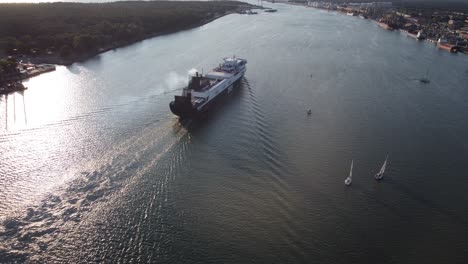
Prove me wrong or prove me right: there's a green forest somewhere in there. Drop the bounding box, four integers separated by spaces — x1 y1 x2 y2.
0 1 252 62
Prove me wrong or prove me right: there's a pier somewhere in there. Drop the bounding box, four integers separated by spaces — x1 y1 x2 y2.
0 63 55 95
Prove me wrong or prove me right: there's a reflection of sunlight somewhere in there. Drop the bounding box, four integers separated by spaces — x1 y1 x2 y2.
0 65 100 214
0 66 98 131
4 64 96 125
21 66 72 128
2 92 28 130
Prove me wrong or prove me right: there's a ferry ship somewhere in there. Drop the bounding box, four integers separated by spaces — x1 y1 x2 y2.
437 38 457 53
169 56 247 118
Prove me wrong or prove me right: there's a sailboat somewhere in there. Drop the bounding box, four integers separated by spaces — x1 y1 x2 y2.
345 160 353 186
374 155 388 180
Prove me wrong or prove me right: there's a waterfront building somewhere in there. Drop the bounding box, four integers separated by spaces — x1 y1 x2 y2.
460 31 468 40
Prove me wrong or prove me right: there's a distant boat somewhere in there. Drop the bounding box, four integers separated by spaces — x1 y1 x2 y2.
245 10 258 15
307 109 312 115
437 37 457 53
264 9 277 13
345 160 353 186
374 155 388 180
419 69 430 84
416 30 425 40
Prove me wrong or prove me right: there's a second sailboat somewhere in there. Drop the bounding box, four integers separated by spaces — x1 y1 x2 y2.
374 155 388 180
345 160 353 186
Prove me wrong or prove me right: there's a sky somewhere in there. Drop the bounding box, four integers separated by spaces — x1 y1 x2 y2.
0 0 467 3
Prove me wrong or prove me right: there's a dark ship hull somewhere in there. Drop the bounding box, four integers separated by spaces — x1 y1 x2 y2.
169 81 238 118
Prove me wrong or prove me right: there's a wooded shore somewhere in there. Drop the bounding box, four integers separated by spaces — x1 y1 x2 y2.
0 1 255 65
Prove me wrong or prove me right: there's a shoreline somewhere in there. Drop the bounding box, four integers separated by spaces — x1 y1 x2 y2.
19 10 252 66
0 13 231 94
294 3 467 55
0 64 56 95
0 1 259 94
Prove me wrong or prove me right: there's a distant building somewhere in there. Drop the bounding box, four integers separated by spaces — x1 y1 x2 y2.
460 31 468 40
307 1 392 9
371 2 392 8
344 2 391 8
397 12 411 18
406 17 419 24
404 23 418 32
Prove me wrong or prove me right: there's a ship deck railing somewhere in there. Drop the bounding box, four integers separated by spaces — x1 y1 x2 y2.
192 97 206 106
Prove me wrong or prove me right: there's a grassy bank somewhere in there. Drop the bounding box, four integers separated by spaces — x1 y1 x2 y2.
0 1 254 65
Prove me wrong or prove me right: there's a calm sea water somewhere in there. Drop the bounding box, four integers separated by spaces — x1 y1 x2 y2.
1 3 468 263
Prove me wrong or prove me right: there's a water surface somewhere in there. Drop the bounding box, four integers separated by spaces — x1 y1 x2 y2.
1 3 468 263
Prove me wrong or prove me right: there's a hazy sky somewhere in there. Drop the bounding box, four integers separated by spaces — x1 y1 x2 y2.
0 0 467 3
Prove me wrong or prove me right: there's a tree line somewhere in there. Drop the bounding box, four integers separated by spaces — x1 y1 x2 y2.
0 1 251 59
0 58 19 79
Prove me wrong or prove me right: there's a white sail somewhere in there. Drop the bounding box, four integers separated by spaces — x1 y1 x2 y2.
379 156 388 175
345 160 353 186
